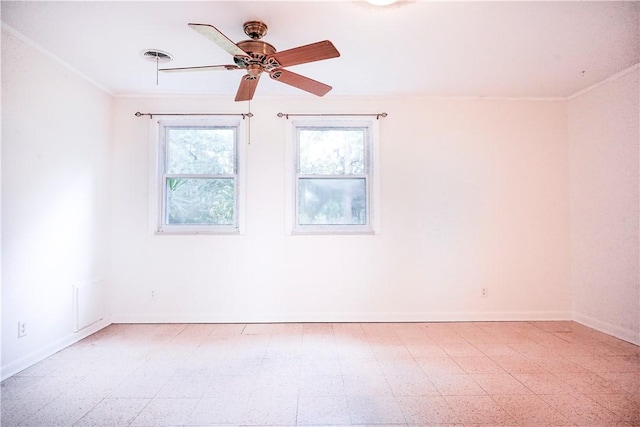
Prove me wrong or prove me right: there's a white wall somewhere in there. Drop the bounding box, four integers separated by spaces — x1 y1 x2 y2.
110 95 570 323
1 27 113 379
569 67 640 345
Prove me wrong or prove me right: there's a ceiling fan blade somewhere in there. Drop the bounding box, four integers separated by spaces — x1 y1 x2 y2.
188 23 249 58
268 40 340 68
235 74 260 102
160 64 240 73
269 69 332 97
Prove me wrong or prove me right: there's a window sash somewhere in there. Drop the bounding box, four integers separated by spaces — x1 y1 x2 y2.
296 176 369 226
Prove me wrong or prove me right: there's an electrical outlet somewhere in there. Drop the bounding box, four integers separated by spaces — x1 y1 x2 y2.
18 322 27 338
481 287 488 298
151 290 156 300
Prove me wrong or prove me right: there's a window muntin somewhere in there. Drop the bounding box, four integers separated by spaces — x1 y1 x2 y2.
158 123 239 233
294 123 373 233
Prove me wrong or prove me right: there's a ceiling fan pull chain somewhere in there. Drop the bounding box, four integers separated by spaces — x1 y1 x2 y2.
156 56 159 86
248 101 252 145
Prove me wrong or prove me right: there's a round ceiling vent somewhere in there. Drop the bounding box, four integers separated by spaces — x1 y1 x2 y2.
142 49 173 63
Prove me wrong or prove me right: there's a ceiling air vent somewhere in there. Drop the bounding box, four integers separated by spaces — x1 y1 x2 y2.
142 49 173 63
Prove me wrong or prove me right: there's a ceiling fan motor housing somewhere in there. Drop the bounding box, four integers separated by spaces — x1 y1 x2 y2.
234 40 277 69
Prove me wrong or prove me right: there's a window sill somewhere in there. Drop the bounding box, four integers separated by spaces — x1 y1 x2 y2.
290 228 375 236
155 227 240 235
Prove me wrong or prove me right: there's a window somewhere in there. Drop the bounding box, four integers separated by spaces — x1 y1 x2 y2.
155 119 243 234
290 119 379 234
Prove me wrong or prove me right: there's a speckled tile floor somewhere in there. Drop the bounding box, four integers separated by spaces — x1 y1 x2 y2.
1 321 639 426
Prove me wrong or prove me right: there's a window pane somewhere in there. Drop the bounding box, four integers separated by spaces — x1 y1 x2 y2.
167 128 235 174
166 178 234 225
299 129 365 175
298 178 366 225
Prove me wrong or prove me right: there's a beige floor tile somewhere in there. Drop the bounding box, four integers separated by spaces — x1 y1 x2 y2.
130 397 199 426
493 394 568 425
473 343 520 357
586 393 640 422
451 355 505 374
346 395 406 424
343 374 393 396
440 342 484 358
109 374 170 398
444 394 513 424
252 379 300 398
299 374 345 397
570 355 640 373
396 395 460 424
599 372 640 394
490 356 547 374
415 357 466 376
405 343 449 358
21 375 85 400
65 375 128 399
297 395 351 425
430 374 487 396
528 356 588 373
512 373 578 395
155 374 212 398
540 393 621 424
300 356 342 376
0 375 45 400
242 395 298 425
186 396 249 425
19 396 101 426
0 398 51 426
75 398 150 426
554 372 623 394
205 374 256 398
470 373 533 395
378 359 426 377
340 357 384 376
385 374 439 396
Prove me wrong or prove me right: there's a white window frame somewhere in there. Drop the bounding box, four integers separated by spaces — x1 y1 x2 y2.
148 117 246 235
285 118 381 235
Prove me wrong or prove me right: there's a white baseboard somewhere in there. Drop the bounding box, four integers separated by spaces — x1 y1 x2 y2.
1 317 112 381
111 310 572 324
572 312 640 346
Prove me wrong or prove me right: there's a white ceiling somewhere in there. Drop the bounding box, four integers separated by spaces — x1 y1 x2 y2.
2 1 639 99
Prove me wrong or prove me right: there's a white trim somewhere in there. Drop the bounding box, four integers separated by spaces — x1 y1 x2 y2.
572 312 640 346
1 317 112 381
117 93 568 102
284 118 295 234
1 23 113 96
370 118 382 234
568 63 640 100
111 311 572 325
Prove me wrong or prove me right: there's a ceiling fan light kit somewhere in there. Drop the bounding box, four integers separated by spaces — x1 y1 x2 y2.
159 20 340 102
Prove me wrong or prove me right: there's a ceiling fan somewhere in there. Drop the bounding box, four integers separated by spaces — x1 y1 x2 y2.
161 21 340 102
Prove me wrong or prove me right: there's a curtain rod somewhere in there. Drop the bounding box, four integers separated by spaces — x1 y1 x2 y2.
276 112 387 120
135 112 253 119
